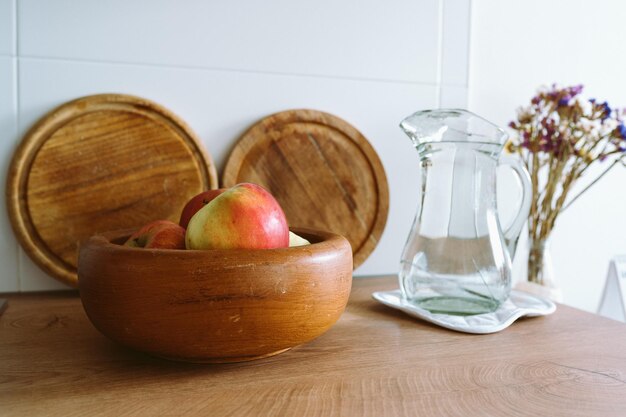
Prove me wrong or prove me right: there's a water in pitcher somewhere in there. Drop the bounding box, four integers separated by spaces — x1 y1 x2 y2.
399 235 509 315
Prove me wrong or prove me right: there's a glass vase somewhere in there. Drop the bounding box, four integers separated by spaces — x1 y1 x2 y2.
517 236 563 302
528 238 553 286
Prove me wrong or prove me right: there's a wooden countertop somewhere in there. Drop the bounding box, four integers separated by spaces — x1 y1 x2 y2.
1 276 626 416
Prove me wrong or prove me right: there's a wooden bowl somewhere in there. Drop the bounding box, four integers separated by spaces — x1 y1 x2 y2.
77 228 353 363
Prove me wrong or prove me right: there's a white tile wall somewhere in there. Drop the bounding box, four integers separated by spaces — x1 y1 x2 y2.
1 0 471 292
18 0 441 83
440 85 468 108
0 57 18 292
0 0 15 55
469 0 626 119
440 0 469 87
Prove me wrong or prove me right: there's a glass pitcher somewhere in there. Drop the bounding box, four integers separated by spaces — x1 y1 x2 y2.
398 109 531 315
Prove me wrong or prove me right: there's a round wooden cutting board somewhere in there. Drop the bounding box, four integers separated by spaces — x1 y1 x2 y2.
6 94 218 287
222 109 389 269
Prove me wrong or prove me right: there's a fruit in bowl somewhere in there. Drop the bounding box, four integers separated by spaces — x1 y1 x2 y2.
185 183 289 250
289 231 310 246
126 183 298 252
178 189 226 229
123 220 186 249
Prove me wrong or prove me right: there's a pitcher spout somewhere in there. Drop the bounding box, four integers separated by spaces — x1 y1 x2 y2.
400 109 508 149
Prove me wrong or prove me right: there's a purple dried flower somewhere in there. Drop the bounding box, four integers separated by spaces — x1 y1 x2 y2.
510 83 625 234
601 101 611 120
510 84 625 159
569 85 584 95
618 123 626 140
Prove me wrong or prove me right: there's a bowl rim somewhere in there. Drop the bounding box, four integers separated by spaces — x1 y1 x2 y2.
81 226 349 256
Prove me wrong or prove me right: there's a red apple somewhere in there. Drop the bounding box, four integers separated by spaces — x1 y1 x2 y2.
185 183 289 250
124 220 186 249
179 189 227 229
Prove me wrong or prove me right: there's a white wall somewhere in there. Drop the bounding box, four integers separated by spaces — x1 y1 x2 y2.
2 0 622 314
469 0 626 312
0 0 470 292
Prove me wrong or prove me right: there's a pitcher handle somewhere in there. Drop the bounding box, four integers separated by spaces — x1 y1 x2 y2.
499 155 532 260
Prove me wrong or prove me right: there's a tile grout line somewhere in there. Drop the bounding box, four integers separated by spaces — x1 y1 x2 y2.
12 0 17 56
13 0 21 292
465 0 472 89
435 0 445 108
437 0 472 109
16 54 438 88
465 0 474 108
